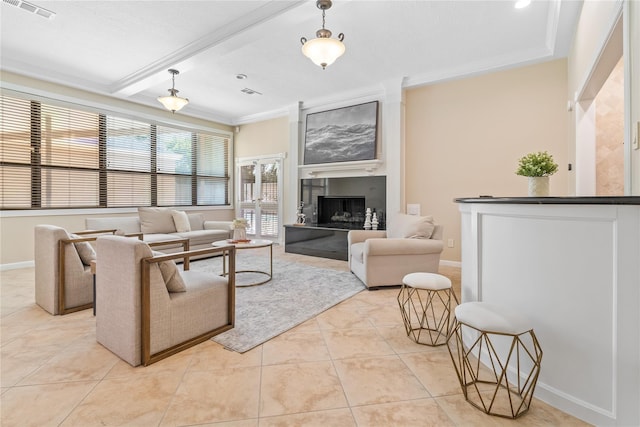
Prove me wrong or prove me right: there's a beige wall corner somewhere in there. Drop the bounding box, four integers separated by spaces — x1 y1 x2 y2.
405 59 569 262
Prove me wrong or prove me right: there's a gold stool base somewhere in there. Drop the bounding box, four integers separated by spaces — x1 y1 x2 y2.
447 320 543 419
397 281 458 346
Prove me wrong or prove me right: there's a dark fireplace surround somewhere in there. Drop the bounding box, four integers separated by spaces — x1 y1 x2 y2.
300 176 386 230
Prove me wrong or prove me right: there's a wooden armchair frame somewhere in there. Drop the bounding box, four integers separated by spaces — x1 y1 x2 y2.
57 229 120 315
147 238 190 270
140 245 236 366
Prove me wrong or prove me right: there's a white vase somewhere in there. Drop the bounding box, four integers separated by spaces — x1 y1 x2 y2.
233 227 247 241
528 176 549 197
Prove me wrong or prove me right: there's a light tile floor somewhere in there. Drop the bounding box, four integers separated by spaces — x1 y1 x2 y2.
1 246 592 426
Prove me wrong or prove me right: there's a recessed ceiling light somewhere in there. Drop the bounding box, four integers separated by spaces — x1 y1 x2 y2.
514 0 531 9
236 74 248 80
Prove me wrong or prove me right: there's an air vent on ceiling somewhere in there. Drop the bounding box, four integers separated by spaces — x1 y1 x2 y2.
2 0 56 19
241 88 262 96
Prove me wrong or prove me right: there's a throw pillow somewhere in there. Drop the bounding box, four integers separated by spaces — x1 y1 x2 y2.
386 213 435 239
152 251 187 292
138 207 177 234
188 213 205 231
171 210 191 233
69 234 96 265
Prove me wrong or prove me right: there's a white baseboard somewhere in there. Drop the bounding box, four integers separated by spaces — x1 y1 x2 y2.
1 260 35 271
440 259 461 268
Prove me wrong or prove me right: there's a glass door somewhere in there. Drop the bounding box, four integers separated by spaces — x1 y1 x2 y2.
237 158 282 241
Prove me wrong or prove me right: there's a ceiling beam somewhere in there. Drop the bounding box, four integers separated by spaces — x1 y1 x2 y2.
110 0 306 97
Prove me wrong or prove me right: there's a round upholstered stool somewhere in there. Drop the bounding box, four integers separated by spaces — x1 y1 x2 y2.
397 272 459 346
446 302 543 419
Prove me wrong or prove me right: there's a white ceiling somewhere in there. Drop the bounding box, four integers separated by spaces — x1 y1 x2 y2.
0 0 582 125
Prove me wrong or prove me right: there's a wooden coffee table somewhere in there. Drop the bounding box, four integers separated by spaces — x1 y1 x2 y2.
212 239 273 287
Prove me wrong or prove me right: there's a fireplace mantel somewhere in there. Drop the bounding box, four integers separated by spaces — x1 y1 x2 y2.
298 159 383 178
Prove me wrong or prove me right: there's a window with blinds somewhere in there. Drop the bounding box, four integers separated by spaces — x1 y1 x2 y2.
0 94 231 210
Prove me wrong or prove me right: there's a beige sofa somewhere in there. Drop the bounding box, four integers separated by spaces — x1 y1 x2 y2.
348 213 444 289
86 208 233 257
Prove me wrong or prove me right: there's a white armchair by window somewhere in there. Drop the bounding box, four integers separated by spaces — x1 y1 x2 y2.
348 214 444 289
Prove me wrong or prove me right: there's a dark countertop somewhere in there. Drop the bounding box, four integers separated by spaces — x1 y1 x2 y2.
455 196 640 205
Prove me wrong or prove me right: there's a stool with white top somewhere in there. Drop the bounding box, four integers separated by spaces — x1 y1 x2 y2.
446 302 543 419
397 272 459 346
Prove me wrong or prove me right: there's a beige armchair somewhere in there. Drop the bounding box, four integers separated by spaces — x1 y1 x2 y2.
34 225 118 315
348 214 444 289
95 235 235 366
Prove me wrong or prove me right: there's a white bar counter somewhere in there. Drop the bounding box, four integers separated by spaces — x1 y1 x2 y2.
456 197 640 426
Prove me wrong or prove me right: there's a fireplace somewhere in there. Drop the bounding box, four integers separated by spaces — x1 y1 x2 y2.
287 175 386 260
300 175 386 230
317 196 365 228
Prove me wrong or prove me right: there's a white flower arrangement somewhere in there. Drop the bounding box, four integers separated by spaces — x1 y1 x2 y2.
232 218 248 229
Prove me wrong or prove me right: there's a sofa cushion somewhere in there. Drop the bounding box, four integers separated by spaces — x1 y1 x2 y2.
171 210 191 233
386 213 435 239
351 242 365 263
188 213 205 231
175 229 229 246
152 251 186 292
138 207 177 234
70 233 96 265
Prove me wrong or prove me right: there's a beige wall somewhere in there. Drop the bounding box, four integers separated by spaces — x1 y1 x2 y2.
0 72 235 266
235 117 289 159
405 59 569 262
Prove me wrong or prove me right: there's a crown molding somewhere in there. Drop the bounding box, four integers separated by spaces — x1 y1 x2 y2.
403 46 553 89
232 107 290 125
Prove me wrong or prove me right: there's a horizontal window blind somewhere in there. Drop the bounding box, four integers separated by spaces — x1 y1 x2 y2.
1 96 32 208
0 93 231 210
197 133 230 206
104 116 152 207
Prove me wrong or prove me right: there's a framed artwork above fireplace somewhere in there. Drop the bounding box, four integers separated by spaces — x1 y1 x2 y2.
303 101 378 165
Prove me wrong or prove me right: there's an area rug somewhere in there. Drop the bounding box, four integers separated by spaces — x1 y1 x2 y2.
189 254 365 353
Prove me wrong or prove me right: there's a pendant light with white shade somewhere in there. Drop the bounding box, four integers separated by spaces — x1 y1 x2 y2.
157 69 189 113
300 0 345 70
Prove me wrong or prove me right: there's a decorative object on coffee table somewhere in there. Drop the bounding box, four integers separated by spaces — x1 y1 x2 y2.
515 151 558 197
231 218 249 242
